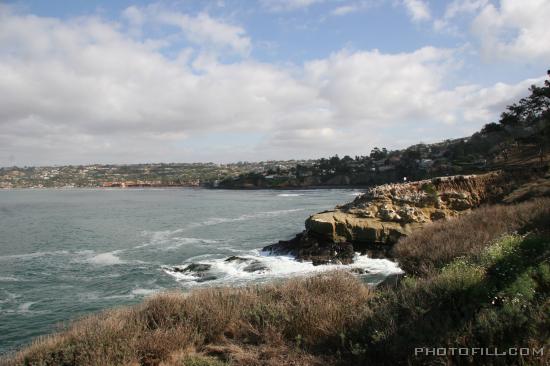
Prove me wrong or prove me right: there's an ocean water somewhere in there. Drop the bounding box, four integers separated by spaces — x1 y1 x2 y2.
0 188 401 354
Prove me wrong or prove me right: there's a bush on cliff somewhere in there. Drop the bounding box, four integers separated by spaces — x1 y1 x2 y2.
392 198 550 277
351 232 550 365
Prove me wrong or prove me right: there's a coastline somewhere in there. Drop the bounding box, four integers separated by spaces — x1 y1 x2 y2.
3 194 549 365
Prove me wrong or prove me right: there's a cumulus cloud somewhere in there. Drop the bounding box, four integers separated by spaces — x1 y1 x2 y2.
402 0 431 22
471 0 550 61
0 5 543 166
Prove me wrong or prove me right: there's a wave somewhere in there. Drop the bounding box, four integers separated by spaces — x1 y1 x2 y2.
0 250 70 261
0 276 23 282
188 208 306 228
0 291 20 304
277 193 303 197
163 250 402 288
0 300 49 316
137 209 306 250
17 302 36 313
137 232 222 251
86 252 126 266
0 249 126 265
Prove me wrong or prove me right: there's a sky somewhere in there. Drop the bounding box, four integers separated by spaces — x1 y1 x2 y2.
0 0 549 166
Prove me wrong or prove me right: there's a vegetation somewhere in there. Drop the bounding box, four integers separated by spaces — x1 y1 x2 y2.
393 198 550 277
3 198 549 366
355 232 549 365
2 273 369 366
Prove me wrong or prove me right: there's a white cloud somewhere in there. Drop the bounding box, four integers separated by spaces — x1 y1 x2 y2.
471 0 550 61
332 5 357 16
0 5 543 165
261 0 323 12
304 47 457 122
433 0 488 32
122 5 251 55
402 0 431 22
157 12 251 56
331 1 374 16
444 0 488 19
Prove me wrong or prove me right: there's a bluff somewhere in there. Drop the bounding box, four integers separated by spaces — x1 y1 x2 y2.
263 169 547 264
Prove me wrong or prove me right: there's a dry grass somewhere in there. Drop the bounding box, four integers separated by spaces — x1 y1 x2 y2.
392 198 550 277
2 272 370 366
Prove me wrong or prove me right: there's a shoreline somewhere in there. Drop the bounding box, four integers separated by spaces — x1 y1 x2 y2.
0 185 370 191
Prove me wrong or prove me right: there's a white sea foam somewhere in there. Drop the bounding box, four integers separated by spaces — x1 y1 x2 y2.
0 276 22 282
0 291 20 304
137 231 222 251
163 250 402 288
189 208 306 228
18 302 35 313
137 209 306 251
0 301 49 316
87 251 125 265
0 250 70 261
350 191 364 196
277 193 303 197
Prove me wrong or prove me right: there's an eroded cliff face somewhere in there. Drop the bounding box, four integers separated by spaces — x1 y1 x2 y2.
306 172 512 244
264 170 536 264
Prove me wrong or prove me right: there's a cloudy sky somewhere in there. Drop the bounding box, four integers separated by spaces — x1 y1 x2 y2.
1 0 549 166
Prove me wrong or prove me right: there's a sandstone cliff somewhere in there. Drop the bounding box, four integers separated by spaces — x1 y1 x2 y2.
264 170 544 264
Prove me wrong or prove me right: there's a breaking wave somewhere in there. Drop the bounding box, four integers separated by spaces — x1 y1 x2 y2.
163 250 402 288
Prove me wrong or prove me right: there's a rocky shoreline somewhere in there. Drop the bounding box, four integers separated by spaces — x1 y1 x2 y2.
263 170 542 264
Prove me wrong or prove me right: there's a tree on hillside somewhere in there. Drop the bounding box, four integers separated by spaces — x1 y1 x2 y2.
498 70 550 163
370 147 388 160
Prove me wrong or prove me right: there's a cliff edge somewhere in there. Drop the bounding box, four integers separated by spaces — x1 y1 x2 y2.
264 169 547 264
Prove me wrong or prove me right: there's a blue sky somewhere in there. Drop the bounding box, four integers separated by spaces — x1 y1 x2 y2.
0 0 549 165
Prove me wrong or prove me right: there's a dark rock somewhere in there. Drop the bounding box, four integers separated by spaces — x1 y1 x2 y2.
262 233 304 255
172 263 217 282
350 268 370 275
312 258 330 266
243 260 269 273
195 275 218 283
225 256 249 263
173 263 212 273
263 231 356 265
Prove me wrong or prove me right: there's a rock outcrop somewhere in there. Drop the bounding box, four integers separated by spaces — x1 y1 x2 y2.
264 170 536 264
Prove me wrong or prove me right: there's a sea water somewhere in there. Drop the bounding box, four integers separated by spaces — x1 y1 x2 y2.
0 188 401 354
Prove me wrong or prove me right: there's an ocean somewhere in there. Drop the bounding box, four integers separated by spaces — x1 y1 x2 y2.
0 188 401 354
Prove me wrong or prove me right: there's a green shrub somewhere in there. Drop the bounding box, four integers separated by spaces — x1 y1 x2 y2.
393 198 550 276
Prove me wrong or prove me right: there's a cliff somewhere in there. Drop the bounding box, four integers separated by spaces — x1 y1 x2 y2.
264 169 547 264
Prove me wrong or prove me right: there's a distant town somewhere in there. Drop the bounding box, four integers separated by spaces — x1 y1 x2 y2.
1 133 524 189
0 160 315 189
